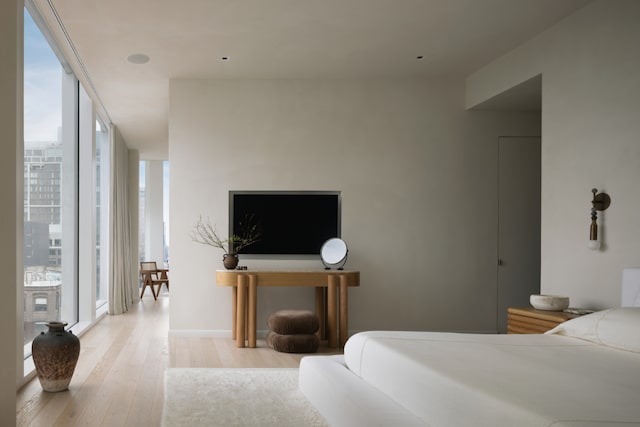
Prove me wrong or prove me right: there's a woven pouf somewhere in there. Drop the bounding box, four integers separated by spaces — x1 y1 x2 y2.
267 310 320 353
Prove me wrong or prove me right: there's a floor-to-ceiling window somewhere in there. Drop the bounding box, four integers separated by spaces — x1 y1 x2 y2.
23 3 110 369
96 119 110 309
23 7 78 351
163 161 170 265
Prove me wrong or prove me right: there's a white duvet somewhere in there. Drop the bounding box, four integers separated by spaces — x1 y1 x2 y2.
343 308 640 426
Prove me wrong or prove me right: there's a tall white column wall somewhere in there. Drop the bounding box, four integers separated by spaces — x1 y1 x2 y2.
144 160 165 265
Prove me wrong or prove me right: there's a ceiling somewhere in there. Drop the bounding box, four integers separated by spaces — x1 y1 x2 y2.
42 0 590 159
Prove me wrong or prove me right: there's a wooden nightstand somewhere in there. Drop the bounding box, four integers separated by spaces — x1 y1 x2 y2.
507 307 580 334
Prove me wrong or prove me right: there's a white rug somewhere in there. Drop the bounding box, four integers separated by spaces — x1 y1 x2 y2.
162 368 328 427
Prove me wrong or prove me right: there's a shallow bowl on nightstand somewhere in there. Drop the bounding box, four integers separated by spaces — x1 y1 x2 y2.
530 294 570 311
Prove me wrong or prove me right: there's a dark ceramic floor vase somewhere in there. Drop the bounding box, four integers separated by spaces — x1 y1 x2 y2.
31 321 80 392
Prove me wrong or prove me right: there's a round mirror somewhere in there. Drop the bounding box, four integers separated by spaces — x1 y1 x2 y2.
320 238 348 270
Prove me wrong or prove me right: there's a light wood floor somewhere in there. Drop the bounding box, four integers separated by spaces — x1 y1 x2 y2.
16 292 341 427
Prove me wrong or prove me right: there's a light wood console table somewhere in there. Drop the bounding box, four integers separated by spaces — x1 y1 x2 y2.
216 270 360 349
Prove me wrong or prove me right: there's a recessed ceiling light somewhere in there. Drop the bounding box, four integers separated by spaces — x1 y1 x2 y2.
127 53 150 64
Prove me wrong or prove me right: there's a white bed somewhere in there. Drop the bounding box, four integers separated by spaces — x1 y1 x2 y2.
300 288 640 426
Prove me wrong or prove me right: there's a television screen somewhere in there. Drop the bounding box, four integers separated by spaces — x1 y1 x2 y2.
229 191 341 255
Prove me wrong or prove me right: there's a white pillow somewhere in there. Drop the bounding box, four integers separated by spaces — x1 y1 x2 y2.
546 307 640 353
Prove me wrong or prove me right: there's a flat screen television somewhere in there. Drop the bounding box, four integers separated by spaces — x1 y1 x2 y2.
229 191 341 255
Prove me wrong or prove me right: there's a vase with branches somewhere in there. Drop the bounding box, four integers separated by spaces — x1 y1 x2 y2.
190 215 261 269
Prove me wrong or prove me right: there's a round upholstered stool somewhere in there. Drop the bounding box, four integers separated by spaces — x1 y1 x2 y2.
268 309 319 335
267 310 320 353
266 331 319 353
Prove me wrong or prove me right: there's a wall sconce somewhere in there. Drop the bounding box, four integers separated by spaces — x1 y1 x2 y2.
588 188 611 250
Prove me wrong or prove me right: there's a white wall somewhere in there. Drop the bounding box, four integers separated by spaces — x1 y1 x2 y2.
144 160 165 264
467 0 640 309
169 78 539 335
128 148 140 293
0 0 20 424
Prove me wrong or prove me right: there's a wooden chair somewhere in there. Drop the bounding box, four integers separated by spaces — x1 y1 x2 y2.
140 261 169 300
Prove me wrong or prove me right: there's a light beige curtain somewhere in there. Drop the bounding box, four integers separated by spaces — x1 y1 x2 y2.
108 125 137 314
